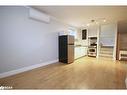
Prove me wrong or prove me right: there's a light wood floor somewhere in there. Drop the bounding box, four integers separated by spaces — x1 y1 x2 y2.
0 57 127 89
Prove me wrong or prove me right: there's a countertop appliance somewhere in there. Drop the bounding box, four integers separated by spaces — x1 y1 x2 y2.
59 35 74 63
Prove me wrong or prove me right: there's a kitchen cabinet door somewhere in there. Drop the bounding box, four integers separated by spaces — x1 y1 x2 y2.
75 47 87 59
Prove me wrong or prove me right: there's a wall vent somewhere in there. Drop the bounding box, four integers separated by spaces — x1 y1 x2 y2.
29 8 50 23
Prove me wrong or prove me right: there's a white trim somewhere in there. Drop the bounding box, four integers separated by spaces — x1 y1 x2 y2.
0 60 58 79
125 77 127 88
113 23 117 60
97 25 100 58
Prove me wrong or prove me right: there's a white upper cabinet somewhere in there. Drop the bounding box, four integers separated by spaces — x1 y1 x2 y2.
88 25 98 37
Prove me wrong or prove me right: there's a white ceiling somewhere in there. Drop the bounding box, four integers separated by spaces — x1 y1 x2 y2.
33 6 127 28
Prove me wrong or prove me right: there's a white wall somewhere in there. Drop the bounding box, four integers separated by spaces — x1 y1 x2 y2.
99 23 117 60
75 28 88 46
0 6 70 74
100 24 116 46
88 25 98 37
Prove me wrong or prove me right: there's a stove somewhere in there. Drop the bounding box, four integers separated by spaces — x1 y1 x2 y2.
88 46 97 57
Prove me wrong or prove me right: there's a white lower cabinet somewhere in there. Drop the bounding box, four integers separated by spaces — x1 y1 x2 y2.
75 47 87 59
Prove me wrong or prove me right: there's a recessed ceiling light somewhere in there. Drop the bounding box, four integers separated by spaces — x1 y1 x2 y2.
103 19 106 22
95 22 99 24
87 23 90 26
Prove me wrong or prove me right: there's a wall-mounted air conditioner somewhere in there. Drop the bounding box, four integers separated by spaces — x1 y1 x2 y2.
29 8 50 23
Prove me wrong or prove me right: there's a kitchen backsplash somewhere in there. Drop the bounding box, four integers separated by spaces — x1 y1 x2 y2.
75 39 88 46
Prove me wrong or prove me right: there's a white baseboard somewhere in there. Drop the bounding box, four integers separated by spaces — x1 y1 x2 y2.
0 59 58 79
125 77 127 88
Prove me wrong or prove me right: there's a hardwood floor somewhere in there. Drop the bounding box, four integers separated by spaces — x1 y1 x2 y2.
0 57 127 89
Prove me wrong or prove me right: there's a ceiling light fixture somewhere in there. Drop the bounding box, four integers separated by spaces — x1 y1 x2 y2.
95 22 99 24
86 23 90 26
85 18 106 27
103 19 106 22
91 19 95 22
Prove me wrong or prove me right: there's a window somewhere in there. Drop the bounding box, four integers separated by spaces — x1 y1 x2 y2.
82 29 87 40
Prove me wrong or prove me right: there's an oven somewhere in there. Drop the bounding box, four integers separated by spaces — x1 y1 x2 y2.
88 47 97 57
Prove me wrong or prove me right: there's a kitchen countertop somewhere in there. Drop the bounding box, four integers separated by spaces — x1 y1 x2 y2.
74 45 88 47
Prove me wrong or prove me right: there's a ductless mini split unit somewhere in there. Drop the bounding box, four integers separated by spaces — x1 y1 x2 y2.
29 8 50 23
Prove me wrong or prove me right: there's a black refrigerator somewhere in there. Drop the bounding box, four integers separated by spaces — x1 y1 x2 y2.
59 35 74 63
